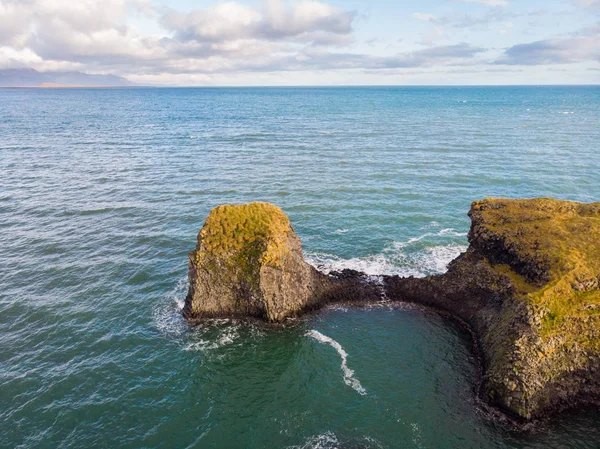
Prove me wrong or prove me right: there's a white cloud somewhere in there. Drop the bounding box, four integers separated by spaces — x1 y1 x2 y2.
5 0 595 85
496 35 600 65
576 0 599 6
161 0 355 43
0 1 33 46
454 0 508 6
413 13 438 22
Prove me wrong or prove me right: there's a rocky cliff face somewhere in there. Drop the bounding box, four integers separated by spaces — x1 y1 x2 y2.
184 198 600 419
183 202 332 322
387 198 600 419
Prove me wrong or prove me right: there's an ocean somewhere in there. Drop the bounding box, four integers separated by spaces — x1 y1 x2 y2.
1 86 599 448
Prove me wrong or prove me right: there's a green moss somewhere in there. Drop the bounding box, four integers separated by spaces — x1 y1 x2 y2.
195 202 292 269
493 264 538 294
473 198 600 347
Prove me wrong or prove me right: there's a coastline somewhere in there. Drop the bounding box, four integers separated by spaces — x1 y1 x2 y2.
184 199 600 421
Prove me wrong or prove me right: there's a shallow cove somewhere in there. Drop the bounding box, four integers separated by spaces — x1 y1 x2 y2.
169 302 600 449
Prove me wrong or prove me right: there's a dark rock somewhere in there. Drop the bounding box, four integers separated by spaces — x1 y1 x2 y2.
184 198 600 420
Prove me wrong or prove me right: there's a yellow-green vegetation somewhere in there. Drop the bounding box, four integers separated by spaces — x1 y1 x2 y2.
473 198 600 347
195 202 293 268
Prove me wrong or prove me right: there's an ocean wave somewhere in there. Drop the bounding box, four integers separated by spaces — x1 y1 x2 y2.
306 330 366 395
184 323 241 352
306 229 467 277
288 432 339 449
153 276 188 336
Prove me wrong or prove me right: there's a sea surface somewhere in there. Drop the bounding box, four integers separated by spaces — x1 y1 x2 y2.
1 86 599 448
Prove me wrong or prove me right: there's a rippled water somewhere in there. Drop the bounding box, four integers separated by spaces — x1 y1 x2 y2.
1 87 599 448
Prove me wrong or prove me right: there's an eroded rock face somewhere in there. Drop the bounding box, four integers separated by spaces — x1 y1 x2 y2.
387 198 600 419
184 198 600 420
183 202 332 322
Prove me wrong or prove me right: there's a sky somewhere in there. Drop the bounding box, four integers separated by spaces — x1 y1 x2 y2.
0 0 599 85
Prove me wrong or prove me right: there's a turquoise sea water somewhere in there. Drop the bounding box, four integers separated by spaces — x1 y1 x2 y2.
1 86 599 448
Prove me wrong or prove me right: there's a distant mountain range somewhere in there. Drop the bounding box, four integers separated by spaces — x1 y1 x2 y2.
0 68 134 87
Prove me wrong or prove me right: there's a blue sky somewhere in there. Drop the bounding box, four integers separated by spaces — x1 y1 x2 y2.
0 0 599 85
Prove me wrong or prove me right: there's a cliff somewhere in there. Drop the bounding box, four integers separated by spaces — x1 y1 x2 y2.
184 198 600 419
183 202 379 322
387 198 600 419
183 202 330 321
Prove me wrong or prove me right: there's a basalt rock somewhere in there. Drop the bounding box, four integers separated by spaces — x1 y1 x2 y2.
183 202 327 322
184 198 600 420
386 198 600 419
183 202 380 322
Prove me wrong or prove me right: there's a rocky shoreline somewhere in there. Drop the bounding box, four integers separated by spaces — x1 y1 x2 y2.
184 199 600 420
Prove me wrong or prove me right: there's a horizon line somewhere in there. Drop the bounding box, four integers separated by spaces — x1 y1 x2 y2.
1 83 599 89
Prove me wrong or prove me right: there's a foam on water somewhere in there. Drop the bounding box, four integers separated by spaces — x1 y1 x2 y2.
153 276 188 336
306 229 467 277
288 431 339 449
184 322 242 352
306 330 366 396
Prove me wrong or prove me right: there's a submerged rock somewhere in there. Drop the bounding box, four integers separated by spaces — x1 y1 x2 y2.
183 202 331 322
387 198 600 419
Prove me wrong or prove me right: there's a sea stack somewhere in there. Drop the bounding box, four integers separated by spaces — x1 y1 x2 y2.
183 202 331 322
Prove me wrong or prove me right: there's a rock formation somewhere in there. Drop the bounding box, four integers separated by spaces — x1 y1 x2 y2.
184 198 600 420
387 198 600 419
183 202 331 322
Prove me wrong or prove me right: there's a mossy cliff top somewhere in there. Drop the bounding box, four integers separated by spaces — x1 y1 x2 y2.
469 198 600 341
194 202 294 268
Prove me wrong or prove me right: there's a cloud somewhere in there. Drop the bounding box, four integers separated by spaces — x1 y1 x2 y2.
496 35 600 65
0 0 489 79
153 43 486 74
385 43 485 67
412 13 445 46
18 0 600 84
0 1 34 46
0 0 157 65
161 0 355 44
413 13 437 22
0 0 360 75
454 0 508 6
315 43 486 70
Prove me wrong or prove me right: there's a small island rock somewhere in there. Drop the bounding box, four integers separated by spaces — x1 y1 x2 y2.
183 202 330 322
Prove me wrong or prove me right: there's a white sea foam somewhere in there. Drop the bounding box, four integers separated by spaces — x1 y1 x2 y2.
288 431 339 449
333 228 349 234
171 277 187 311
306 228 467 278
306 330 366 395
307 252 395 276
560 111 575 115
153 276 188 335
184 323 241 352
